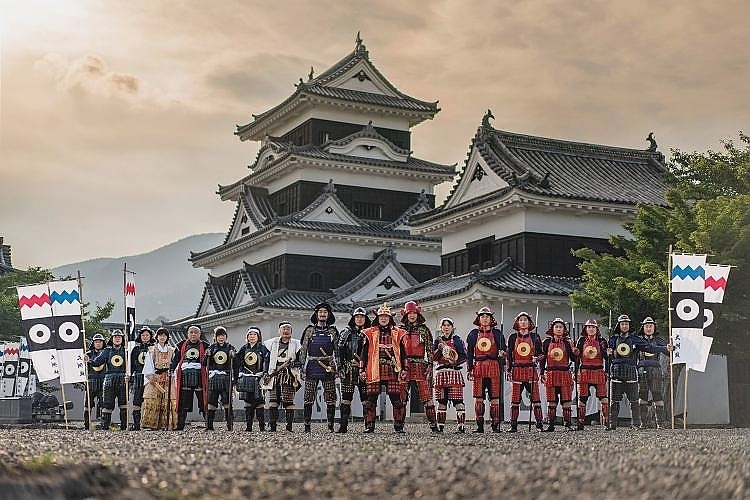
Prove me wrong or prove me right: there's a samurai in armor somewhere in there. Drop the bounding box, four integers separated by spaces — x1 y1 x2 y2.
361 303 408 433
539 318 577 431
204 326 236 431
129 325 154 430
466 307 506 433
432 317 467 433
506 311 544 432
574 319 610 431
170 325 209 430
637 317 672 428
88 329 128 430
83 333 106 430
235 326 269 432
336 307 370 433
607 314 662 430
299 303 340 432
141 327 177 430
399 301 438 432
262 322 302 432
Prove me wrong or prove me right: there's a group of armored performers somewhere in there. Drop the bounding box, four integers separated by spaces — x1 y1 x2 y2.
83 301 672 433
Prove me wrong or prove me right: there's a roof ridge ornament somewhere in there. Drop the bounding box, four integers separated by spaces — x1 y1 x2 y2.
308 66 314 81
481 109 495 130
646 132 657 152
324 178 336 194
354 31 368 58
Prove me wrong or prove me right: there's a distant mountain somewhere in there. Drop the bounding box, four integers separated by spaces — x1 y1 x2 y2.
52 233 224 323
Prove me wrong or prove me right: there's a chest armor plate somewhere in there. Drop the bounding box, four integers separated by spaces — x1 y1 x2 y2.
514 335 534 361
474 331 497 356
403 328 426 357
547 340 569 367
582 338 603 363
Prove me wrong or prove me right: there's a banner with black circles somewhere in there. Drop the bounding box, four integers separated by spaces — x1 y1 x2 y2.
49 280 87 384
17 284 59 382
1 343 20 397
15 337 32 397
670 254 706 367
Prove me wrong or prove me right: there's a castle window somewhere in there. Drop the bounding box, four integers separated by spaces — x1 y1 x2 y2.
309 272 323 290
352 201 383 220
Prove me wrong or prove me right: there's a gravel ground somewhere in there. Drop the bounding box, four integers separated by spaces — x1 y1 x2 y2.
0 422 747 499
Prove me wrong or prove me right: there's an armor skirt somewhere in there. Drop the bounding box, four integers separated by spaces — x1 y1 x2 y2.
434 368 464 401
181 368 201 389
610 363 638 382
102 373 127 409
237 374 261 401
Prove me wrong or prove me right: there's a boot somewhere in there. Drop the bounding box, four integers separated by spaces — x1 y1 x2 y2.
337 404 350 433
245 407 254 432
506 422 518 433
491 423 502 433
132 410 141 431
206 410 215 431
256 407 265 431
576 422 585 431
119 408 127 431
654 404 665 429
364 422 375 433
285 408 294 432
542 424 555 432
176 410 187 431
326 404 336 432
269 407 279 432
630 402 641 428
473 420 484 433
100 412 112 431
83 409 90 430
303 403 313 432
226 409 234 431
608 403 619 430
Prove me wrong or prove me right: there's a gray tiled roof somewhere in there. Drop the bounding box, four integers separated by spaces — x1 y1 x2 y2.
332 246 418 301
415 118 669 225
357 258 579 308
236 41 438 137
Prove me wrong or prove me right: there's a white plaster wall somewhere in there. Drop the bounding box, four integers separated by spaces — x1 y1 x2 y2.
441 212 526 254
264 166 435 196
268 106 411 138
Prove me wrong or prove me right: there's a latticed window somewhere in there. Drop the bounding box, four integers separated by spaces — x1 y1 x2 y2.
309 272 323 290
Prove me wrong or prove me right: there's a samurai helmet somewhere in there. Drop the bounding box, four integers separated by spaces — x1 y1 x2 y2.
245 326 262 342
614 314 633 335
641 316 656 325
91 333 105 342
137 325 154 344
349 307 372 330
473 306 497 327
213 326 228 337
617 314 631 324
438 317 455 335
375 302 395 326
547 317 568 336
107 329 125 346
512 311 535 332
400 300 425 324
583 319 601 335
311 302 335 326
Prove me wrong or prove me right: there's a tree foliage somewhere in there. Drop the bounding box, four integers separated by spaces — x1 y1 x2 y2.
572 133 750 354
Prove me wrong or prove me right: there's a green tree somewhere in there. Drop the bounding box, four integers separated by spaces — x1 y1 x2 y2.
572 133 750 354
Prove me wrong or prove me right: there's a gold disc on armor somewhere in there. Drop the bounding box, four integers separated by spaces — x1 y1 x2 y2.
516 342 531 357
93 365 105 372
138 351 146 365
477 337 492 352
616 343 632 356
550 347 564 362
214 350 228 365
245 352 258 366
583 346 598 359
185 348 200 360
111 354 124 367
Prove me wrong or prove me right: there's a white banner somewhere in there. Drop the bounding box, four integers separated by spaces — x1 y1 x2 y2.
671 254 707 293
671 328 703 366
1 343 20 397
15 337 31 396
687 336 713 373
704 264 730 304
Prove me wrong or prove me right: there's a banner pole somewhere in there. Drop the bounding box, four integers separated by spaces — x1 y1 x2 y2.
668 245 675 430
123 263 130 431
78 271 93 431
683 367 689 430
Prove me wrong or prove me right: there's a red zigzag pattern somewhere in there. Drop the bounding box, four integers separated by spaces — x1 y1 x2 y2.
18 294 50 308
705 276 727 291
125 283 136 295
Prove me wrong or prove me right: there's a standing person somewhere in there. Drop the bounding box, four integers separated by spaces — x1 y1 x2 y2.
84 333 106 430
129 326 154 431
235 326 269 432
399 301 438 432
299 303 340 433
466 307 506 433
506 311 544 432
171 325 209 431
141 327 177 430
637 317 672 428
539 318 577 431
88 329 128 431
432 318 467 433
204 327 236 431
336 307 370 433
574 319 610 431
261 322 302 432
607 314 661 430
360 303 408 433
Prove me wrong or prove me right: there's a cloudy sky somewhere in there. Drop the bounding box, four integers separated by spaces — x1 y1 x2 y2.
1 0 748 269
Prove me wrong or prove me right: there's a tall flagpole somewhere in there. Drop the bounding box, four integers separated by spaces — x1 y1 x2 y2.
78 271 92 431
49 280 70 430
668 245 675 430
123 262 130 430
683 366 689 430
